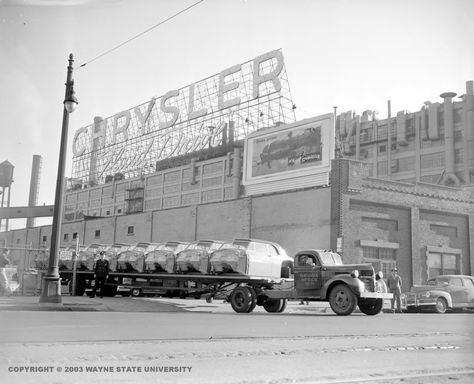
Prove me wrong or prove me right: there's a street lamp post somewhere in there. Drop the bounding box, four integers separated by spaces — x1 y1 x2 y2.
39 53 78 303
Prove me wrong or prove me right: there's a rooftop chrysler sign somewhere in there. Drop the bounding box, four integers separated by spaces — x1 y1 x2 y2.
71 50 296 185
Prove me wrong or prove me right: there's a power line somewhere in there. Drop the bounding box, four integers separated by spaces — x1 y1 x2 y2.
78 0 205 69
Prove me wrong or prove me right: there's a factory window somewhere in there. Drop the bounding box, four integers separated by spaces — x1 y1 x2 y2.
362 246 397 277
421 152 445 169
63 234 69 241
42 236 47 243
73 233 78 240
377 161 388 175
378 145 386 153
127 226 134 235
106 210 110 215
426 251 460 279
454 130 463 142
397 156 416 172
95 230 100 239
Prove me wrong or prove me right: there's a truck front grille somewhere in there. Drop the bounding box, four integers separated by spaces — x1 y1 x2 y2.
359 277 375 292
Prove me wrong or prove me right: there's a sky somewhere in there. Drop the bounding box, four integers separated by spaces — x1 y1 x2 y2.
0 0 473 230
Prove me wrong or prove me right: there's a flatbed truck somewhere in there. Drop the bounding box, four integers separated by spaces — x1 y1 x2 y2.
58 249 392 316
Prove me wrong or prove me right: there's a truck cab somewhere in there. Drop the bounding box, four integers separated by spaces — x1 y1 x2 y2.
290 250 389 315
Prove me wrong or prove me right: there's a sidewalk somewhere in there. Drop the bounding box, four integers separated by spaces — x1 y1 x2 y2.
0 294 186 312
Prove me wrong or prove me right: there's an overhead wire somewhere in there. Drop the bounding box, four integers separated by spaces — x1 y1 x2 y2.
77 0 205 70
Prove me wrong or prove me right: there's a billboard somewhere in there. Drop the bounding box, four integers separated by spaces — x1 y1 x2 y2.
243 114 334 194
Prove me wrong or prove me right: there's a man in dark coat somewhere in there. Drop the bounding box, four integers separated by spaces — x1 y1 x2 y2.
91 251 109 298
387 267 403 313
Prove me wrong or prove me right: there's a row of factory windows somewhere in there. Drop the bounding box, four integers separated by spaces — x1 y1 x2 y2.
62 226 136 242
362 246 462 279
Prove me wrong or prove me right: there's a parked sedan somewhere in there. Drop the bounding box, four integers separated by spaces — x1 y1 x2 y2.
405 275 474 313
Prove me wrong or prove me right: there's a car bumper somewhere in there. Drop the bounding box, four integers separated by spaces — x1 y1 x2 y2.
360 291 393 299
117 285 131 293
405 297 438 307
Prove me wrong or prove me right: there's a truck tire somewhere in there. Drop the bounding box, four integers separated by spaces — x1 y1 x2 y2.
329 284 357 316
263 298 286 313
358 299 383 315
230 286 254 313
131 288 142 298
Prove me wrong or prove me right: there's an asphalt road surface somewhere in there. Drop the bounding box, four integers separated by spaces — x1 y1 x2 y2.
1 298 473 384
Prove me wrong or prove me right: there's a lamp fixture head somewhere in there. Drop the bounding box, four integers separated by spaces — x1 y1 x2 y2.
64 88 78 113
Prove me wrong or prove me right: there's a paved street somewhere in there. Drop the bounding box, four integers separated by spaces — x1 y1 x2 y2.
0 295 473 384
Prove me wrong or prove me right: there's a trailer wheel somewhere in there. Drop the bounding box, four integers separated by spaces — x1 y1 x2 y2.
75 277 86 296
263 298 284 313
277 299 288 313
230 286 254 313
131 288 142 297
358 298 384 315
329 284 357 316
247 287 257 313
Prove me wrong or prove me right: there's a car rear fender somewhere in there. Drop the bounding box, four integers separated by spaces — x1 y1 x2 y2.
321 275 364 300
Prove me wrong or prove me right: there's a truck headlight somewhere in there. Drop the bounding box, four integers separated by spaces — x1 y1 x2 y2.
423 291 431 298
351 270 359 278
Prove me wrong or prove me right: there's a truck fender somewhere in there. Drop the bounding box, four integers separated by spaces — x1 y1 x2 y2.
321 275 363 300
425 290 453 308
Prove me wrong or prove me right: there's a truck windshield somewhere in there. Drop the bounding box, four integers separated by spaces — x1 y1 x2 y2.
318 252 343 266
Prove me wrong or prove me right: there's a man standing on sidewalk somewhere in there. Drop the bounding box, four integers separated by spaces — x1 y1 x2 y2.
0 248 12 295
91 251 109 298
387 267 403 313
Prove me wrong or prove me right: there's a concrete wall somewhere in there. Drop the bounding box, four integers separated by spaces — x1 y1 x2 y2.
152 206 197 242
115 212 152 243
83 217 116 245
196 199 252 241
250 188 331 257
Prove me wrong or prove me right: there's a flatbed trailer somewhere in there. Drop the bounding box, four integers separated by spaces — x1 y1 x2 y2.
58 269 286 300
58 249 393 316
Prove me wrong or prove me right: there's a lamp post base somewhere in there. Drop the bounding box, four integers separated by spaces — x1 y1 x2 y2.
39 275 62 304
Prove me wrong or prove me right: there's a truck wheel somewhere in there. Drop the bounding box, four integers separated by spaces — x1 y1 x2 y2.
329 284 357 316
131 288 142 298
433 297 447 314
230 286 253 313
358 299 383 315
263 298 284 313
